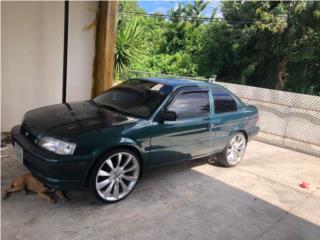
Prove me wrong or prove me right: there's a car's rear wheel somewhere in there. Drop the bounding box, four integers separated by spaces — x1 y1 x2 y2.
217 132 247 167
89 149 141 203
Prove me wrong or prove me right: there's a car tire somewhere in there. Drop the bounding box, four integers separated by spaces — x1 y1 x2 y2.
217 132 247 167
89 148 141 203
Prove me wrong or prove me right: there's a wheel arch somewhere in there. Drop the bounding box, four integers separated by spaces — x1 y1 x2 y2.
217 129 248 167
85 144 145 185
236 130 248 143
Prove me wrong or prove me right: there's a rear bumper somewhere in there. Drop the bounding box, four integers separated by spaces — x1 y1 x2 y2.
248 126 260 140
11 125 93 190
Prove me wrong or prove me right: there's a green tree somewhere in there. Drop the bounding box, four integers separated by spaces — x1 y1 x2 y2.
201 1 320 94
115 1 145 76
184 0 209 26
169 2 185 24
116 0 320 95
115 19 143 75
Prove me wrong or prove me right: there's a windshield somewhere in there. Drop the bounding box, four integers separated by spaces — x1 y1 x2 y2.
93 79 173 118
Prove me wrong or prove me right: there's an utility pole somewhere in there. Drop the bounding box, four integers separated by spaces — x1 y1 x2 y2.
92 0 118 97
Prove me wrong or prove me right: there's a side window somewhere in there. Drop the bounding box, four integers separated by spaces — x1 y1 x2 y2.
212 87 238 113
167 91 210 119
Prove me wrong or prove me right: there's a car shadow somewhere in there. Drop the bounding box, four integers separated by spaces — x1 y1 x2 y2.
2 149 320 240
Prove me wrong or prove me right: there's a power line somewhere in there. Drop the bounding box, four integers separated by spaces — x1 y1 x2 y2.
119 11 254 25
120 11 222 21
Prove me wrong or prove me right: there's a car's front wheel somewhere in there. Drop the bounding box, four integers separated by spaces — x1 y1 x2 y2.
217 132 247 167
89 149 141 203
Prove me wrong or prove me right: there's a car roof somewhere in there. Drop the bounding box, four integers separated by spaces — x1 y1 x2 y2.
135 77 220 88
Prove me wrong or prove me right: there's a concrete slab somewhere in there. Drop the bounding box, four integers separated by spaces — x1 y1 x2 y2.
1 141 320 240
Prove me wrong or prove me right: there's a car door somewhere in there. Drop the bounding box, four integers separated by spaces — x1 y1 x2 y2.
148 86 212 167
209 86 241 153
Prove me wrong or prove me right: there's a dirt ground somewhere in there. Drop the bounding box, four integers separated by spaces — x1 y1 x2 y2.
1 141 320 240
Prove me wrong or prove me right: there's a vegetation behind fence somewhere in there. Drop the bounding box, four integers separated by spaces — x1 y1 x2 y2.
116 1 320 96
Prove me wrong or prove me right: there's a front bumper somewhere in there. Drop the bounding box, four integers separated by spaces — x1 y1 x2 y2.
11 125 93 190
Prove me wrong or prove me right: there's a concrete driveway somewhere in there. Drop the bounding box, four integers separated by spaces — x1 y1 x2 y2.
1 141 320 240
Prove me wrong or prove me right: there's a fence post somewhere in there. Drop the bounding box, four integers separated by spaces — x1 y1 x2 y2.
282 106 292 145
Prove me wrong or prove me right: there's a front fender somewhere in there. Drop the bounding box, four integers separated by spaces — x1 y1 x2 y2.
85 137 150 180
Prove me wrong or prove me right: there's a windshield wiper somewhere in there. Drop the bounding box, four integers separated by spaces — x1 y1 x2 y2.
97 103 141 119
99 104 122 113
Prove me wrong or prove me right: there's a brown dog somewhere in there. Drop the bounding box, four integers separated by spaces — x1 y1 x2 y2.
2 173 68 204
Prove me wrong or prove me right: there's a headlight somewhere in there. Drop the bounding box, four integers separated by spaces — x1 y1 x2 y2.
38 137 76 155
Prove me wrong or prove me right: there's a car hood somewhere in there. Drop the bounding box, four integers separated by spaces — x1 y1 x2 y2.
22 101 138 137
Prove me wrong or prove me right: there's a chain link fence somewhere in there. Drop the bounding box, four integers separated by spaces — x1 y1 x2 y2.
218 82 320 157
126 71 320 157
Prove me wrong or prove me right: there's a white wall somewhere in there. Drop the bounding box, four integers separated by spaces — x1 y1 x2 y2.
1 1 97 131
67 2 97 102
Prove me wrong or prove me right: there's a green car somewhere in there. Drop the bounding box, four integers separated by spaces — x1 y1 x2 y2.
11 78 259 203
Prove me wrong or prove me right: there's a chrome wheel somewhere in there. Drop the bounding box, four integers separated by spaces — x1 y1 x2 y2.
226 133 246 165
95 152 140 202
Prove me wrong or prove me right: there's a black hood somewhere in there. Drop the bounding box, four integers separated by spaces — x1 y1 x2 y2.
22 101 137 137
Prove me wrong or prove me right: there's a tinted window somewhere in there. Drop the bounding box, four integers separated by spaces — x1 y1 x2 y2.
212 87 237 113
93 79 173 118
168 91 210 119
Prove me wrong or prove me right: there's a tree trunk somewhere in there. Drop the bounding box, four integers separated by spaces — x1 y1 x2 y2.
275 57 289 90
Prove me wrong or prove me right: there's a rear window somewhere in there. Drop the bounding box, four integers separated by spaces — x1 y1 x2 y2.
212 87 238 113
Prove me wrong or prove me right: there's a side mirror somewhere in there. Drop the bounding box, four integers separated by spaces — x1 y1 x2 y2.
157 111 177 123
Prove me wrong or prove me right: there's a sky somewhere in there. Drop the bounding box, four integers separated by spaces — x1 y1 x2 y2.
138 0 222 18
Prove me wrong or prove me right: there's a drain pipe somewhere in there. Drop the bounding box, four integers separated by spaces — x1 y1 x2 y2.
62 0 69 103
